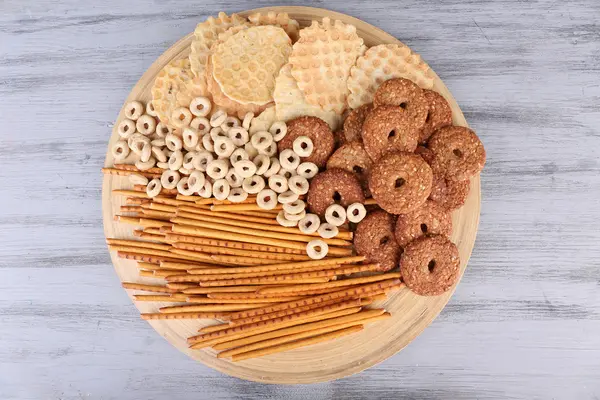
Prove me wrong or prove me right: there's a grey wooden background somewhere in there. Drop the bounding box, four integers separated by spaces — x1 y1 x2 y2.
1 0 599 399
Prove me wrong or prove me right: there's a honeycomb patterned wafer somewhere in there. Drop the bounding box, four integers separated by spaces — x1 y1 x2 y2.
289 18 366 114
248 11 300 42
346 44 435 109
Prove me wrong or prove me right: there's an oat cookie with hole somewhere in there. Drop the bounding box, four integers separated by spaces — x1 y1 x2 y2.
373 78 428 127
429 172 471 211
343 103 373 143
354 210 401 272
326 141 373 196
277 116 335 168
394 200 452 247
369 152 432 214
415 145 435 165
419 90 452 144
428 125 486 181
400 235 460 296
307 168 365 217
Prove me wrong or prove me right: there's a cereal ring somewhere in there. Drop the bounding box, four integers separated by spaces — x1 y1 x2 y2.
210 127 228 141
212 179 231 200
245 142 259 158
171 107 193 128
373 78 428 126
306 240 328 260
190 117 211 134
156 161 169 169
182 128 200 148
285 210 306 221
325 204 346 226
210 110 227 127
307 168 365 217
124 101 144 120
198 180 212 198
394 200 453 247
283 199 306 215
117 119 136 139
202 134 215 152
193 151 214 172
263 157 281 178
179 167 192 175
225 169 243 188
230 148 249 165
326 141 373 196
346 203 367 223
299 214 320 234
228 127 249 147
151 138 166 147
146 178 161 198
288 175 309 195
135 157 156 171
318 223 338 239
428 126 486 181
182 151 196 170
176 176 195 196
227 187 248 203
361 105 419 162
161 169 180 189
112 140 130 160
276 211 297 227
268 175 288 193
234 160 257 178
253 154 270 176
278 190 299 204
129 174 148 185
187 170 206 192
146 101 158 117
400 235 460 296
279 149 300 170
168 150 183 171
242 175 265 194
296 162 318 179
152 146 167 163
214 137 235 158
429 171 471 211
369 152 432 214
277 116 334 167
242 112 254 131
221 116 240 132
140 142 152 162
343 103 373 142
155 122 172 138
292 136 314 158
257 189 278 210
136 115 156 135
280 168 295 180
354 210 401 271
189 97 212 117
269 121 288 142
128 133 149 154
206 159 229 180
251 131 274 151
259 141 278 156
165 133 183 151
419 90 452 143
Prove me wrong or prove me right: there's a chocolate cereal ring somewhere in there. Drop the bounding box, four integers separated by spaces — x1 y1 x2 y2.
369 152 433 214
419 90 452 143
400 235 460 296
277 116 334 168
361 105 420 162
326 142 373 196
307 168 365 217
394 200 453 247
428 126 486 181
354 210 401 272
373 78 428 126
343 103 373 142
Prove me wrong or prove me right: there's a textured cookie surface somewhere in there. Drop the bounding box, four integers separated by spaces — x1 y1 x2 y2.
248 11 300 42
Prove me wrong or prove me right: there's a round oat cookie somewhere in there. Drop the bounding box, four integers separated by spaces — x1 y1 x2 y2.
361 105 420 162
277 116 334 168
373 78 429 127
369 152 433 214
419 90 452 144
415 145 435 165
306 168 365 217
400 235 460 296
394 200 452 247
429 172 471 211
354 210 401 272
428 126 486 181
326 142 373 196
333 130 348 149
343 103 373 143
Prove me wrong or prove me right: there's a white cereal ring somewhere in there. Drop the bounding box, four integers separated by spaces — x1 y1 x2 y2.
225 169 243 188
182 151 196 170
128 173 148 185
156 161 169 169
288 175 309 195
318 223 339 239
210 127 228 141
135 157 156 171
269 121 288 142
280 168 296 180
136 115 156 135
347 203 367 223
176 176 195 196
293 136 314 157
206 159 229 180
285 210 306 221
263 157 281 178
161 169 180 189
221 116 240 132
151 138 166 147
242 112 254 130
298 214 320 234
165 133 183 151
152 145 168 162
277 190 299 204
190 117 211 134
268 174 288 193
140 142 152 162
146 178 161 198
279 149 300 170
117 119 136 138
198 180 212 198
212 179 231 200
214 137 235 158
257 189 278 210
189 96 212 117
145 101 158 117
168 150 183 171
228 127 249 147
187 170 205 192
155 122 172 138
234 160 257 178
128 133 149 155
111 140 130 160
297 162 319 179
251 131 274 150
259 141 278 156
306 240 328 260
253 154 270 176
242 175 265 194
245 142 259 158
202 134 214 152
230 148 249 165
124 101 144 120
182 128 200 148
210 110 227 127
227 187 248 203
179 167 192 175
325 204 347 226
171 107 192 128
276 210 297 227
193 151 214 172
283 199 305 214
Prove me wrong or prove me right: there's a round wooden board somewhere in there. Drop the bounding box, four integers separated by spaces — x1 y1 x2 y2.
102 6 481 384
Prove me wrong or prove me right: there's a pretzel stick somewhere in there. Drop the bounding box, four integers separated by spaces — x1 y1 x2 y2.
364 198 378 205
172 242 308 261
175 194 201 202
165 234 304 254
258 282 403 297
194 270 337 286
133 231 168 242
120 205 142 213
138 270 157 278
102 167 160 179
160 261 218 270
228 210 279 219
114 163 163 174
141 209 175 220
144 202 177 213
209 196 259 205
137 262 160 270
186 296 304 304
152 269 183 277
114 215 173 229
143 227 165 235
180 286 292 294
256 274 402 295
154 197 211 208
113 189 150 198
111 246 203 263
168 248 252 265
126 197 149 205
118 251 191 264
166 282 199 290
106 239 171 252
134 295 186 302
122 282 176 293
159 303 275 313
141 312 225 320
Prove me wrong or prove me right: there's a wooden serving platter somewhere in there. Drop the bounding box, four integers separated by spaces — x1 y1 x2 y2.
102 6 480 384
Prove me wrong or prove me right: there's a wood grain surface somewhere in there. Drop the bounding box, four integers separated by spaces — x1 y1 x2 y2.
1 0 599 399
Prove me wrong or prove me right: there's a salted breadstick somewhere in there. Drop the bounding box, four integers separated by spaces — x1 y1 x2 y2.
112 247 201 263
122 282 176 293
259 282 403 297
210 196 258 205
256 274 402 295
134 231 168 242
141 209 175 220
114 215 173 229
159 303 273 313
138 270 157 278
176 194 200 202
137 262 160 270
228 210 279 219
113 189 150 199
166 282 199 290
171 242 309 261
118 251 183 264
178 286 264 294
199 275 333 287
102 167 160 179
166 234 305 255
160 261 215 270
144 202 178 213
143 227 164 235
152 269 182 277
177 207 280 225
210 203 283 212
165 248 215 263
114 163 163 174
198 323 231 334
106 239 171 252
141 312 225 320
126 197 150 205
154 197 211 208
134 295 187 302
186 296 299 304
120 205 142 213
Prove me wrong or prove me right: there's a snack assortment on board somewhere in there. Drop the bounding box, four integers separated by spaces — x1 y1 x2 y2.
102 11 486 363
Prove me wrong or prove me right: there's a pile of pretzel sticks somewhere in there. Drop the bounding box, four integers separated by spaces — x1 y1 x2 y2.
104 164 401 361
